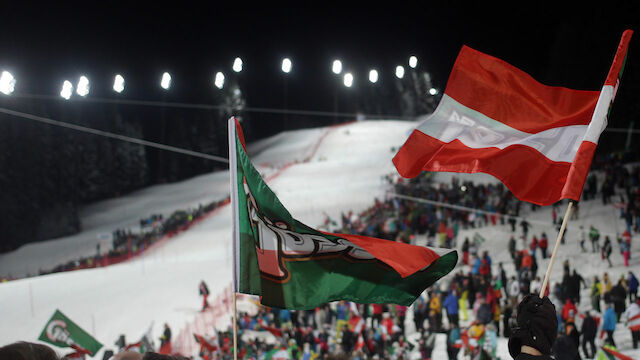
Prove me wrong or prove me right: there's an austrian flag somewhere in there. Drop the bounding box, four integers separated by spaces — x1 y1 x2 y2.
228 118 457 310
393 30 633 206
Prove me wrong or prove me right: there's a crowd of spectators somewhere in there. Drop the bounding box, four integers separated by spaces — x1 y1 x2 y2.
0 197 230 282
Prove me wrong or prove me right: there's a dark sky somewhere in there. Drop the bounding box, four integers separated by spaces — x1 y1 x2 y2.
1 3 639 120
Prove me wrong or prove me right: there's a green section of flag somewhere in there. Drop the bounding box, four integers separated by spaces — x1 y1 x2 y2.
233 129 457 310
38 309 103 355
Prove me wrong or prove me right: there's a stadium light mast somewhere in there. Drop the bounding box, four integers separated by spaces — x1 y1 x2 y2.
113 74 125 93
214 72 225 89
161 72 171 90
369 69 378 83
76 75 90 97
281 58 292 73
233 57 243 73
0 71 16 95
332 59 342 75
60 80 73 100
343 72 353 88
409 56 418 69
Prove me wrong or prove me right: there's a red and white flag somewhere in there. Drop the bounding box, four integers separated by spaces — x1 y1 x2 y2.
393 30 632 206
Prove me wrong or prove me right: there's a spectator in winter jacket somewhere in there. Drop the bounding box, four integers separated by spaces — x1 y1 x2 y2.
629 271 639 302
561 299 577 322
591 276 602 312
476 298 492 325
472 255 482 275
589 225 600 253
623 299 640 349
603 303 617 347
443 291 459 327
581 311 598 359
199 280 210 312
446 323 461 360
611 280 627 321
539 234 549 259
530 236 538 257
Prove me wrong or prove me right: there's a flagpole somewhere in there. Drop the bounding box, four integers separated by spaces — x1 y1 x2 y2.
233 291 238 360
228 117 240 360
539 201 573 298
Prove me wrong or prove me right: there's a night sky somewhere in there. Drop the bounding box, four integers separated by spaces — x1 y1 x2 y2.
1 3 638 121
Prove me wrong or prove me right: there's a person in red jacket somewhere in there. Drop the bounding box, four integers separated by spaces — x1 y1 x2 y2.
562 298 577 322
530 236 538 258
539 234 549 259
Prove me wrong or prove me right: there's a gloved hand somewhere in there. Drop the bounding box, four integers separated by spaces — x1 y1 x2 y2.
508 294 558 358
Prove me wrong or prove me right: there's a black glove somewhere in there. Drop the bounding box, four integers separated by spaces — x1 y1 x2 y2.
508 294 558 358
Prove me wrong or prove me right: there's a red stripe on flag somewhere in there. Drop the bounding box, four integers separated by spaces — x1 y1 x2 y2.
445 46 599 133
322 231 445 278
602 346 635 360
392 130 596 206
604 30 633 87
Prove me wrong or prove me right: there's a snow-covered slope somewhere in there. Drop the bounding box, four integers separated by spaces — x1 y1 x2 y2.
1 119 638 359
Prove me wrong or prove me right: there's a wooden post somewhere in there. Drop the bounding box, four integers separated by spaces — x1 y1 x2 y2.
539 201 574 298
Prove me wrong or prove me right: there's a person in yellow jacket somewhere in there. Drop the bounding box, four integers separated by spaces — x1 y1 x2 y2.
459 290 469 321
603 272 613 294
493 303 502 335
591 276 602 312
429 292 442 332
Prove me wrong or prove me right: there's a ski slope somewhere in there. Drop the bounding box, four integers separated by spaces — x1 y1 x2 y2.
0 119 638 359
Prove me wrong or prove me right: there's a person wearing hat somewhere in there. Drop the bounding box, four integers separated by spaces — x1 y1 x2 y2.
508 294 558 359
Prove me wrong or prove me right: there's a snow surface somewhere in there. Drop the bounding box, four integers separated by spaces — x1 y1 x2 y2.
0 119 638 359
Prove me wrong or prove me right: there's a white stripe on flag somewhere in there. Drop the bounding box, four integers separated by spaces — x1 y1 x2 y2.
415 91 610 163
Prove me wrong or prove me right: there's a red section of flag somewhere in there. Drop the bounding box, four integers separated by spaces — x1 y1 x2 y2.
393 130 597 205
602 346 635 360
322 231 445 278
604 30 634 86
445 45 599 133
258 319 283 338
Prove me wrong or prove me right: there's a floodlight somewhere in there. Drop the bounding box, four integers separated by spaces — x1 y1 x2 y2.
429 88 438 95
409 56 418 68
0 71 16 95
369 69 378 83
233 57 243 72
214 72 225 89
76 75 90 97
60 80 73 100
395 66 405 79
282 58 292 73
332 60 342 74
343 73 353 88
113 74 125 93
161 72 171 90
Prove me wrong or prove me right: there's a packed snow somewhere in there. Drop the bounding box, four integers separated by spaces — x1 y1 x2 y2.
0 119 638 359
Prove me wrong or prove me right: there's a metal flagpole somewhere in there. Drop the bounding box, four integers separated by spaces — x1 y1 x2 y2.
228 117 241 360
539 201 574 298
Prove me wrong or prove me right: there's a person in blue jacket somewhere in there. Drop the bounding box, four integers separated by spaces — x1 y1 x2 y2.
472 255 482 275
603 302 617 347
628 271 639 302
443 290 459 327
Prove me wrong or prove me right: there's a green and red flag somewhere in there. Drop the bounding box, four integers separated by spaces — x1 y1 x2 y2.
228 118 457 310
38 309 103 356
